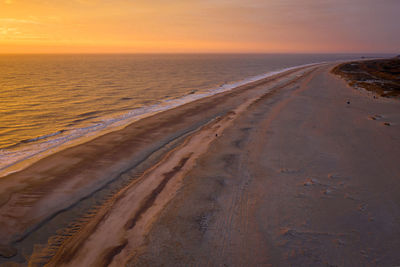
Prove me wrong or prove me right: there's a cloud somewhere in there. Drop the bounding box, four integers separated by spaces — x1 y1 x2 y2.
0 27 16 34
0 18 42 24
0 18 47 41
0 27 20 36
4 0 13 4
0 26 49 41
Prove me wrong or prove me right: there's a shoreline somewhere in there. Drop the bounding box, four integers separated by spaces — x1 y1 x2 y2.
0 62 325 178
0 63 320 263
2 58 399 265
45 67 317 267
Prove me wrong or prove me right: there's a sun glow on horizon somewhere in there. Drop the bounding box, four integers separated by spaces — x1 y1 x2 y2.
1 0 399 54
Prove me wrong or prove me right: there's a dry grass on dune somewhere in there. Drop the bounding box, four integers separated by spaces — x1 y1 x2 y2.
332 57 400 98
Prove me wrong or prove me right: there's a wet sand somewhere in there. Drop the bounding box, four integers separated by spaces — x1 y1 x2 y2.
1 62 400 266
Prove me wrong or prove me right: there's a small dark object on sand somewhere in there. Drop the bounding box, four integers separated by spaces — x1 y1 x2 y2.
383 122 391 126
347 101 350 104
215 134 218 137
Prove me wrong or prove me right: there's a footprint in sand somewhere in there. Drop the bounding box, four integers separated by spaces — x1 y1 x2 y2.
358 203 368 212
303 178 331 187
328 173 348 186
367 114 393 126
368 114 382 121
328 173 341 179
333 238 346 247
322 188 333 195
357 203 376 221
303 178 317 186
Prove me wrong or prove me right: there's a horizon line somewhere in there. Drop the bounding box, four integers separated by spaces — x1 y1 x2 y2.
0 52 397 56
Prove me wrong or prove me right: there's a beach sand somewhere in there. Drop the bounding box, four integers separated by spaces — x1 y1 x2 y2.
1 62 400 266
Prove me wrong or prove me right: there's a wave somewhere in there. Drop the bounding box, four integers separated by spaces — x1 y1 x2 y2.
20 130 67 144
0 61 322 177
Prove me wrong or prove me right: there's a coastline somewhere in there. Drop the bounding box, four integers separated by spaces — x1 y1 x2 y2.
0 63 319 263
1 59 400 266
0 62 323 178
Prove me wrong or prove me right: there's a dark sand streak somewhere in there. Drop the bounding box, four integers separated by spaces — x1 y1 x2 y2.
101 240 128 267
124 155 192 230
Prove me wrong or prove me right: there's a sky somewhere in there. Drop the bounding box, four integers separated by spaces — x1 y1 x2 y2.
0 0 399 53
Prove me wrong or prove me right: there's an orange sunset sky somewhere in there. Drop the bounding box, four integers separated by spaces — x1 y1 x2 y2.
0 0 399 54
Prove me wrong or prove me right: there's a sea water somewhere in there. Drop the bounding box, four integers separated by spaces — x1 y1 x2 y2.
0 53 390 176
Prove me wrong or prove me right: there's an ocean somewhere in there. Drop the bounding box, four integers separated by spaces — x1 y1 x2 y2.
0 53 390 176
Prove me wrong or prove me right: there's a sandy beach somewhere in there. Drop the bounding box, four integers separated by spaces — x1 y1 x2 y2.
1 62 400 266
